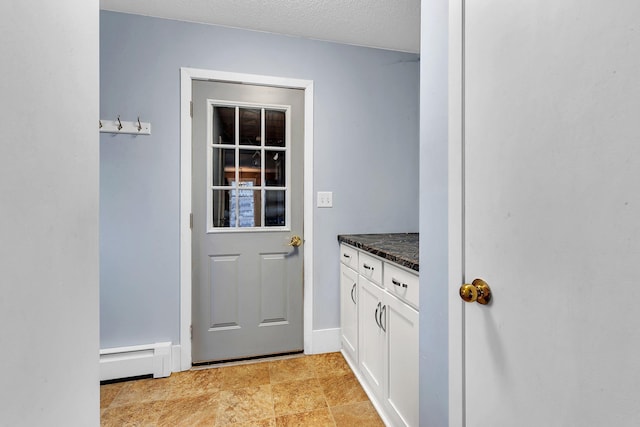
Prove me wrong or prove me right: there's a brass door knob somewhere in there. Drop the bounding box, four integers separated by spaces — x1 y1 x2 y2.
459 278 492 305
288 235 302 247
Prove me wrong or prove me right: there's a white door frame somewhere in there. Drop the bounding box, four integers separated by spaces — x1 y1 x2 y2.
448 0 465 425
179 67 314 371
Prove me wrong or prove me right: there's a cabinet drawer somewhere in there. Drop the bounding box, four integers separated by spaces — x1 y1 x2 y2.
384 263 419 309
359 252 383 285
340 244 358 269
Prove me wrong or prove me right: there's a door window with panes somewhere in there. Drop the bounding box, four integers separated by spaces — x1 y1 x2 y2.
208 102 290 232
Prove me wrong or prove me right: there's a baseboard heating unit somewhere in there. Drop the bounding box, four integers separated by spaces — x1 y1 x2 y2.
100 342 172 381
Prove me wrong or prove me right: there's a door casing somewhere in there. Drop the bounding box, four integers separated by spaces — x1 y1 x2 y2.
179 68 314 370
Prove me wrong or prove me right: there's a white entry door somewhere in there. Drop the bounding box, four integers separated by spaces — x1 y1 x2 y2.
456 1 640 425
191 80 305 363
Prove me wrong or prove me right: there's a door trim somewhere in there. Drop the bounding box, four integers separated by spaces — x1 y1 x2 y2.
448 0 465 426
179 67 314 370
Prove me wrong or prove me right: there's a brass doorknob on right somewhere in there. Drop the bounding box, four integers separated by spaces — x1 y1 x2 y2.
288 235 302 247
459 278 492 305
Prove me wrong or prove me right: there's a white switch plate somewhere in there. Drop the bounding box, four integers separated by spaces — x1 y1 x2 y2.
317 191 333 208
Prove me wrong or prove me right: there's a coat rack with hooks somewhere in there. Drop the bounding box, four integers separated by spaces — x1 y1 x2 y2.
99 115 151 135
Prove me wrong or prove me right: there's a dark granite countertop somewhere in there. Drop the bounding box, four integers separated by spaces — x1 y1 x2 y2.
337 233 419 272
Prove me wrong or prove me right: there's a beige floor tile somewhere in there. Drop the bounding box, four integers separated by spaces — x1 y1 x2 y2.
309 352 353 378
225 418 277 427
317 373 368 407
100 382 125 409
271 378 327 416
156 393 219 426
274 408 335 427
100 354 381 426
268 357 316 384
167 368 225 399
100 400 165 427
215 385 275 425
220 362 271 390
331 401 385 427
110 377 172 407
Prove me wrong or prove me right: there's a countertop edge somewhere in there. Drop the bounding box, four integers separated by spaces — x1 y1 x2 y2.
338 234 419 272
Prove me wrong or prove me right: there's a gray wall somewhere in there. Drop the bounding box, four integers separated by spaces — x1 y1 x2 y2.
420 0 449 425
0 1 100 425
100 11 419 348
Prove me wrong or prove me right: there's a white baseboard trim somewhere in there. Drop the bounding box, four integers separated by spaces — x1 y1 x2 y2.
309 328 341 354
100 342 172 381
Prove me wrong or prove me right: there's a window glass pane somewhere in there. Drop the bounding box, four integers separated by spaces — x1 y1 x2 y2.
239 149 262 186
212 147 235 186
239 108 261 146
213 107 235 145
265 110 285 147
212 189 232 228
265 190 286 227
230 184 261 227
265 151 285 187
209 103 288 231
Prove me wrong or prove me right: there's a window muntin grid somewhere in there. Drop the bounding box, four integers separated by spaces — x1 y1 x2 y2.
207 100 290 232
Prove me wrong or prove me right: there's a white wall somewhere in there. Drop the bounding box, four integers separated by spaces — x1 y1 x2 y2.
99 12 420 349
0 1 100 426
420 0 449 425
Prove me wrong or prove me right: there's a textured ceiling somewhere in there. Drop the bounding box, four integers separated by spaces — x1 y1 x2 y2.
99 0 420 53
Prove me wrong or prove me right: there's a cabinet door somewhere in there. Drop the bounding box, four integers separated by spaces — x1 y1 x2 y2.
358 278 386 397
384 293 419 427
340 263 359 363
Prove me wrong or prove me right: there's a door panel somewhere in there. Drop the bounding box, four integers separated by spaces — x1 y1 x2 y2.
463 1 640 425
209 255 240 329
192 80 304 363
259 252 288 324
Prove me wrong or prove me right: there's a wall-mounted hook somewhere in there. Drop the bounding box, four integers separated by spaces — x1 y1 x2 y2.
99 120 103 129
99 117 151 135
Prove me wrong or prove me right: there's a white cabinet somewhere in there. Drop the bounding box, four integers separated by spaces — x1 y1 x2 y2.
340 261 359 363
340 243 359 270
358 277 386 395
384 262 419 310
384 290 419 427
358 251 383 284
340 243 419 427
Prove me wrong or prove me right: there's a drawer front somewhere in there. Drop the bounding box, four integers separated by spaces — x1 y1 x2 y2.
359 252 383 285
340 244 359 269
384 262 419 309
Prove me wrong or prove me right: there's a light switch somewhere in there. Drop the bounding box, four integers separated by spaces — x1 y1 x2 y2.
317 191 333 208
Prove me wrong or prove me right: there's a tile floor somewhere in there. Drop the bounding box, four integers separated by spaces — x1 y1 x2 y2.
100 352 384 426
